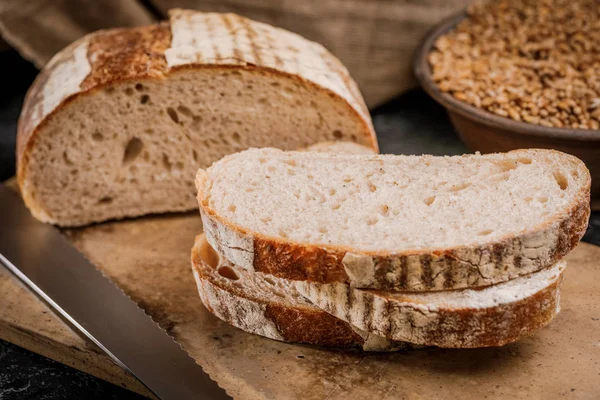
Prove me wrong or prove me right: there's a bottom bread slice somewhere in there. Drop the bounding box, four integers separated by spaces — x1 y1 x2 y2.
191 234 412 351
296 261 565 348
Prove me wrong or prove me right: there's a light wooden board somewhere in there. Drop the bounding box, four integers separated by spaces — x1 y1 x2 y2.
1 186 599 398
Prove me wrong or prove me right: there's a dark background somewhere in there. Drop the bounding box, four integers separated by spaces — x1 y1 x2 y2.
1 49 598 399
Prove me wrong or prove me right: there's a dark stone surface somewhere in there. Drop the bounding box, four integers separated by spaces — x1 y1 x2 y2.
0 49 598 399
0 341 145 400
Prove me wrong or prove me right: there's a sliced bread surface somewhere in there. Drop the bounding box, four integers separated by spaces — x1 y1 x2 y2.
191 234 410 351
296 261 565 348
18 10 377 227
197 148 590 291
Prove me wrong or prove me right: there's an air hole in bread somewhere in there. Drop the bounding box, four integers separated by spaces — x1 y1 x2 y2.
284 159 297 167
333 130 343 139
424 196 436 206
228 204 237 212
92 131 104 142
97 196 113 205
366 216 378 226
232 132 241 144
278 229 289 238
125 87 134 96
105 87 115 94
518 157 532 164
218 266 239 281
177 105 192 117
122 138 144 165
162 153 172 172
329 188 337 196
166 107 179 123
140 95 150 104
259 158 266 164
63 151 73 166
553 170 568 190
318 227 328 234
260 217 271 224
135 83 145 91
538 196 548 203
496 159 518 172
379 204 389 216
478 229 493 236
368 183 377 192
449 182 471 192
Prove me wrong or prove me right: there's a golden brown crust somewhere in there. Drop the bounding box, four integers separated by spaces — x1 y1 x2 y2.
298 269 563 348
191 236 390 349
198 149 590 291
82 23 171 90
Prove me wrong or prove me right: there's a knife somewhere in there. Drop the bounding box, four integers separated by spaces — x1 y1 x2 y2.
0 185 231 400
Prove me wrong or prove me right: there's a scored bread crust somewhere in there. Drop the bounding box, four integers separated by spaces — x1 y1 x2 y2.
295 261 565 348
17 9 378 225
191 234 411 351
197 148 590 291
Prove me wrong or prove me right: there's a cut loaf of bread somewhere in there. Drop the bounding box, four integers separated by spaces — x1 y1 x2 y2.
191 234 411 351
296 261 565 348
17 9 377 227
197 148 590 291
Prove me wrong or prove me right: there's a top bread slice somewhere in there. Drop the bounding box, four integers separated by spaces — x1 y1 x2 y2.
17 9 377 227
197 148 590 291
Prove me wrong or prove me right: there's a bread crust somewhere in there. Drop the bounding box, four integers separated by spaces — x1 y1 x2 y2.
197 149 590 291
17 10 378 224
191 235 410 351
295 262 565 348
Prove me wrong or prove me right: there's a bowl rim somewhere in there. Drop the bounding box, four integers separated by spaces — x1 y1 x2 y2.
413 12 600 142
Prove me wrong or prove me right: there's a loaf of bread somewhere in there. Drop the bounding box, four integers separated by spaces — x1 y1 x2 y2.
17 9 377 227
197 148 590 291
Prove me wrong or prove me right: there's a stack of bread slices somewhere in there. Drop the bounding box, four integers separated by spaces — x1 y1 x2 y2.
192 143 591 350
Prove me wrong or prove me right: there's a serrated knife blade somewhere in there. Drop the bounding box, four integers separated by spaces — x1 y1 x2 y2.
0 186 231 400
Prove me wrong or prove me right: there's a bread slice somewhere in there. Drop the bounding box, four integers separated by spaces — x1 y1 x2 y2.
296 261 565 348
197 148 590 291
191 234 411 351
17 10 377 227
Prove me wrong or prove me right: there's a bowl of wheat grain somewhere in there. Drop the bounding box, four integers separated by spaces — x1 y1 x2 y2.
414 0 600 207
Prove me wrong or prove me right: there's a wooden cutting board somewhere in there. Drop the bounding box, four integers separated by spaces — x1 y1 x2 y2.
1 182 599 399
